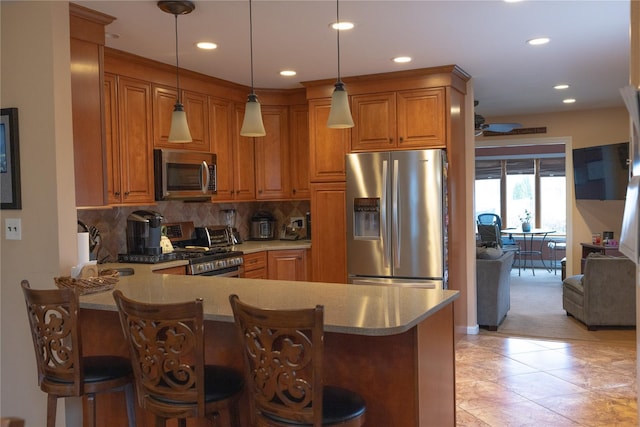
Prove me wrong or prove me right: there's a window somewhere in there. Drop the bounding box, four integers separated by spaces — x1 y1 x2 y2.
475 147 566 234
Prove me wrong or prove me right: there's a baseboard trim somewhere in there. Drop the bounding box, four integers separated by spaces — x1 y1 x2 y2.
467 325 480 335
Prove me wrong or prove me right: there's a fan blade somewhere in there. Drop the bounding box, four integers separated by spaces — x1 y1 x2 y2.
484 123 522 133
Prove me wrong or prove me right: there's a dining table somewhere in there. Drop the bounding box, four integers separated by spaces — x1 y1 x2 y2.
502 228 555 275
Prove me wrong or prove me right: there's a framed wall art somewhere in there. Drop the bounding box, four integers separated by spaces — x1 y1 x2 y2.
1 108 22 209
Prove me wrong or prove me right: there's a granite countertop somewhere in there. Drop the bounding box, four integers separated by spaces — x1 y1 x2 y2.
81 270 458 337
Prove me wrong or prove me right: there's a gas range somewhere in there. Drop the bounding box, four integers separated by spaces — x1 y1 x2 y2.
119 222 243 276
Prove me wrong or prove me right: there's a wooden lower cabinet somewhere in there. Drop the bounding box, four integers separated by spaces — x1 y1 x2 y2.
267 249 309 281
242 251 267 279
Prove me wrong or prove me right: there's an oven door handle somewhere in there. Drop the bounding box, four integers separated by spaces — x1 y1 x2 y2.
201 161 210 194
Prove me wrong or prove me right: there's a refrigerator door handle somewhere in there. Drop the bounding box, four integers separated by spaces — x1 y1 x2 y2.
382 160 390 268
393 159 400 268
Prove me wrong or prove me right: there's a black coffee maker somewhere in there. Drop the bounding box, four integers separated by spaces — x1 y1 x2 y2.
126 210 164 255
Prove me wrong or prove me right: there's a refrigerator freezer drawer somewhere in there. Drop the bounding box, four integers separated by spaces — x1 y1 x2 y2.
349 276 443 289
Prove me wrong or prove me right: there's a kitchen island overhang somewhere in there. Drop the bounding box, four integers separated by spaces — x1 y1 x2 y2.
79 273 459 427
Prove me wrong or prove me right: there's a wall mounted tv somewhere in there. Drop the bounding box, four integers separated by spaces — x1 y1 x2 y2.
573 142 629 200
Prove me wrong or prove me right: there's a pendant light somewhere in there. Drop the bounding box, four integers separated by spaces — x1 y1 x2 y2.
158 1 195 143
240 0 266 137
327 0 354 128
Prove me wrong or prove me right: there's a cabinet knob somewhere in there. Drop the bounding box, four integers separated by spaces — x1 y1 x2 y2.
258 189 263 194
399 137 404 143
124 191 130 196
115 191 120 196
389 138 393 144
292 188 297 194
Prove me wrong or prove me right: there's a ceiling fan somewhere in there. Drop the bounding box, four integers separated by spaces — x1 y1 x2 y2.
474 100 522 136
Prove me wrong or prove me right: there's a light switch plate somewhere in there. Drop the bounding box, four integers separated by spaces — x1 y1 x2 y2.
5 218 22 240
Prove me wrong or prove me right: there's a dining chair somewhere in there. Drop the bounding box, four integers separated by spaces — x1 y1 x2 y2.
228 294 366 427
21 280 136 427
112 290 244 427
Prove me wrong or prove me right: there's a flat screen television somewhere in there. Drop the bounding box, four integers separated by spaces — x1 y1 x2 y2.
572 142 629 200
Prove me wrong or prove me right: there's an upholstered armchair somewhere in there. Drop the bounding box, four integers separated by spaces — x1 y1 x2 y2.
476 249 515 330
562 254 636 330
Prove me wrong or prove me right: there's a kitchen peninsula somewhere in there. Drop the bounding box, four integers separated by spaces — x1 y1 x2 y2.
79 272 459 426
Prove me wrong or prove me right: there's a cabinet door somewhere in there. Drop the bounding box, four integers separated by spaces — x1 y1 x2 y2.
308 99 350 182
310 182 347 283
152 85 176 146
183 90 210 151
396 88 445 148
153 87 210 152
255 106 290 200
351 92 396 151
233 105 256 200
104 73 122 205
289 104 310 199
209 97 235 201
267 250 307 281
117 77 154 204
71 37 107 207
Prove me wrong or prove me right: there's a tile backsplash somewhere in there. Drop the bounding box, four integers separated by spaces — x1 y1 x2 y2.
78 200 310 263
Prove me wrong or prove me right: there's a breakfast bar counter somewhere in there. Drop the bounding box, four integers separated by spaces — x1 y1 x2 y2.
79 272 459 426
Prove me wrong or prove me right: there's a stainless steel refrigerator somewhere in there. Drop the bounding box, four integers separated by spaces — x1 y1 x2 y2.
346 149 447 288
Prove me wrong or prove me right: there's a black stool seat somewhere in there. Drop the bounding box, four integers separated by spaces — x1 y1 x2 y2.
264 386 367 425
82 356 133 383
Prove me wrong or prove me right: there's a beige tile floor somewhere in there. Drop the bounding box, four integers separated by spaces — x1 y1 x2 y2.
456 334 638 426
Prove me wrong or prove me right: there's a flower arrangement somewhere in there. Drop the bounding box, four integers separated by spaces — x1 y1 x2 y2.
519 209 532 224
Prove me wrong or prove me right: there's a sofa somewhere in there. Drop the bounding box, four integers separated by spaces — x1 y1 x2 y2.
562 253 636 330
476 249 515 330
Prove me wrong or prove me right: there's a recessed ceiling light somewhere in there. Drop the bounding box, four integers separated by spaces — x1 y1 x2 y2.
330 21 354 31
196 42 217 50
392 56 412 63
554 84 570 90
105 32 120 40
527 37 550 46
280 70 297 77
563 98 576 104
504 0 523 3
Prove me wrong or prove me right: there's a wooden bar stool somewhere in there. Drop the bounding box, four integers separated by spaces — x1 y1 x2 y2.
229 294 366 427
21 280 136 427
113 290 244 427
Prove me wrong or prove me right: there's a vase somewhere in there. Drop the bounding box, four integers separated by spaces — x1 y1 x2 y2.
521 222 531 232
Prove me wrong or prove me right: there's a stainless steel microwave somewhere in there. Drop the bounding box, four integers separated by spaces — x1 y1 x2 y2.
154 149 217 201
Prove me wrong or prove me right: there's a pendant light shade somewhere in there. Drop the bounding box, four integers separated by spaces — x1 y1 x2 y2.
327 0 354 129
327 81 354 128
168 103 192 142
158 1 195 143
240 0 266 137
241 93 266 136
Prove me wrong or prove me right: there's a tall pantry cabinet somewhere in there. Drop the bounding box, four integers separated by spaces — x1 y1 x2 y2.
69 5 114 207
304 66 472 331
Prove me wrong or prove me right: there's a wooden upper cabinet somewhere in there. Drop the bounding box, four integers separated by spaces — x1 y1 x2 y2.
308 99 350 182
209 97 235 202
114 77 155 204
153 85 210 152
289 104 310 199
104 73 121 205
396 88 445 148
351 88 446 151
233 105 256 201
255 106 290 200
351 92 397 150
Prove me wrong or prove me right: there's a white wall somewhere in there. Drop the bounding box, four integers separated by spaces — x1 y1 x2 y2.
1 2 79 425
477 107 629 276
